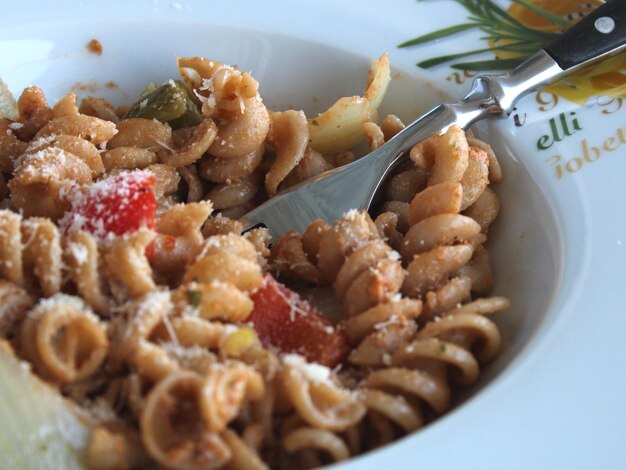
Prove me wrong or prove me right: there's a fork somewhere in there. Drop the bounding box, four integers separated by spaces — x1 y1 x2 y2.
240 0 626 239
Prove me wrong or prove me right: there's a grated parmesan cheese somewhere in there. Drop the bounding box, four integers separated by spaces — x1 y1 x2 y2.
67 242 89 265
283 353 332 384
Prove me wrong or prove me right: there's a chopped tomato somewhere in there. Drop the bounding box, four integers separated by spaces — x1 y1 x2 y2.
248 275 348 367
61 171 157 238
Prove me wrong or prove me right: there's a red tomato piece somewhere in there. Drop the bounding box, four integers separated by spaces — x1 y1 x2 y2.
248 275 348 367
61 170 157 238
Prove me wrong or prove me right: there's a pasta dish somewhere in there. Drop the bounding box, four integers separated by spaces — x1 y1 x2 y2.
0 54 509 469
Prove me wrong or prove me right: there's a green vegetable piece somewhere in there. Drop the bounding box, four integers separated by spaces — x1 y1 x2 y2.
138 82 158 100
125 79 202 129
186 289 202 308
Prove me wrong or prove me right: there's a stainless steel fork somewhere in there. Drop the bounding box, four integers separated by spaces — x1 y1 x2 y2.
240 0 626 239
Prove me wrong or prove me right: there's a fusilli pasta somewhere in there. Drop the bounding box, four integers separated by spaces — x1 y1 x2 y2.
0 54 509 470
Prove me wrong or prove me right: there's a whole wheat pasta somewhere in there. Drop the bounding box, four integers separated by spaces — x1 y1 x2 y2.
151 201 213 279
0 210 62 296
101 147 158 170
0 280 33 336
16 86 53 139
363 121 385 151
162 119 218 167
385 168 428 203
140 371 232 469
200 362 264 433
144 163 181 200
205 171 261 211
281 147 333 189
103 229 156 299
9 146 93 219
20 294 108 383
178 58 270 160
24 134 104 175
51 92 79 118
107 117 172 150
264 110 309 196
222 428 268 470
410 125 469 185
171 281 253 322
282 427 351 463
78 96 121 123
36 114 117 146
281 356 365 432
178 165 204 202
184 234 262 292
380 114 405 140
463 186 501 233
86 424 148 470
0 118 28 172
198 144 264 183
0 55 511 470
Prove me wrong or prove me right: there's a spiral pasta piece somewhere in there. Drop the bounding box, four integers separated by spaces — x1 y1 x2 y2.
15 86 53 139
0 210 63 296
0 280 33 336
184 234 263 293
282 427 351 464
172 281 253 322
273 211 404 316
108 289 172 370
20 294 108 383
107 117 172 150
281 147 333 190
36 114 117 146
410 125 469 186
104 229 156 299
87 424 149 470
140 371 232 470
265 110 308 196
51 91 79 118
200 362 264 433
151 201 213 279
162 119 218 167
78 96 120 123
9 145 93 219
24 134 104 176
281 356 365 432
198 144 264 184
64 231 111 316
0 118 28 172
0 56 514 470
178 57 270 160
337 287 422 380
222 429 268 470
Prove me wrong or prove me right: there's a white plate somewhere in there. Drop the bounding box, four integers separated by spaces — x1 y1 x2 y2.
1 1 625 469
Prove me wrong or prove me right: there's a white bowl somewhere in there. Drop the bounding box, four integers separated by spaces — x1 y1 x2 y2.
1 1 624 469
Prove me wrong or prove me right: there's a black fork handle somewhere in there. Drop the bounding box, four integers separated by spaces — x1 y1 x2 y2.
545 0 626 71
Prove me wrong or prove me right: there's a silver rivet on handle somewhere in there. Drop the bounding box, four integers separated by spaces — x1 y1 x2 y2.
594 16 616 34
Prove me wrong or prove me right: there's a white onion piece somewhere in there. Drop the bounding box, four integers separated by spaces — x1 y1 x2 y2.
308 53 391 155
0 341 91 468
365 52 391 114
0 78 18 120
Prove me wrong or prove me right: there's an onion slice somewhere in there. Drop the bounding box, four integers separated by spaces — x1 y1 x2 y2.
0 78 17 120
308 53 391 155
0 341 91 468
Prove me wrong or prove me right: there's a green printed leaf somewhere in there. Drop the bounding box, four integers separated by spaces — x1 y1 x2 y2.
451 58 525 71
417 42 527 68
511 0 572 28
398 24 476 48
401 0 574 73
